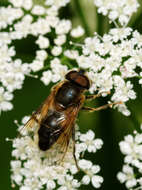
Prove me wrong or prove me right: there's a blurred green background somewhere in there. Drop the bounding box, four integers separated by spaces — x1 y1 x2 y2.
0 0 142 189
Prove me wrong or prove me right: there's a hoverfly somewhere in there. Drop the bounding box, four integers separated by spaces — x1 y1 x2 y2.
22 69 121 169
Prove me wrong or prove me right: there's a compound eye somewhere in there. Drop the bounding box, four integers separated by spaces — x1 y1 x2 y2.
65 70 90 89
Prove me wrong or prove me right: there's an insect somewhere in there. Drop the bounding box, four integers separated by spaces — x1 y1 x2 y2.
22 69 121 169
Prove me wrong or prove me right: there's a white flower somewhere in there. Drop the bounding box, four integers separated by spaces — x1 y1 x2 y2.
9 0 23 8
119 132 142 168
54 35 66 46
55 20 72 35
91 175 103 188
46 180 56 189
0 87 13 112
73 29 142 115
71 26 85 38
10 118 103 190
35 50 48 61
79 160 103 188
22 0 33 10
30 60 44 72
78 130 103 153
0 32 11 46
32 5 45 15
109 28 132 42
50 58 68 82
41 70 52 85
58 175 80 190
31 18 51 36
0 6 23 30
94 0 140 25
0 60 30 92
51 46 62 56
9 0 33 10
36 35 50 49
20 187 31 190
117 165 137 188
118 127 142 189
64 50 79 60
13 15 33 39
82 175 90 185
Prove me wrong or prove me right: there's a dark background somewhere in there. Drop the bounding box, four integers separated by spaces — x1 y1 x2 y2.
0 0 142 189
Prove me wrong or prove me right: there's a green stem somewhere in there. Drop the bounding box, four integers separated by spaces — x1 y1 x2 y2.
128 109 141 133
96 13 110 36
73 0 91 36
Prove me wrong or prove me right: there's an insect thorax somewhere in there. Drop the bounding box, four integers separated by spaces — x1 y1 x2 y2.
55 81 82 108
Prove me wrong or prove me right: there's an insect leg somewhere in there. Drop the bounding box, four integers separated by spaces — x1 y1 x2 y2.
85 91 110 101
72 127 80 171
82 101 122 112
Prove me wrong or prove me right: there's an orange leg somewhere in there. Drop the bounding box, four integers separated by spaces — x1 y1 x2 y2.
82 101 122 112
85 91 110 100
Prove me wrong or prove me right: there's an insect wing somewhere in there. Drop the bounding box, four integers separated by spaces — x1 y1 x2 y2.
18 91 55 137
18 81 66 137
48 95 85 163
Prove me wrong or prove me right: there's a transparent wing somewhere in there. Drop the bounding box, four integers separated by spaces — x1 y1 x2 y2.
46 95 85 164
18 87 57 137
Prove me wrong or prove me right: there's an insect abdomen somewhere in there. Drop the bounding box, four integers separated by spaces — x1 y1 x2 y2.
38 111 63 151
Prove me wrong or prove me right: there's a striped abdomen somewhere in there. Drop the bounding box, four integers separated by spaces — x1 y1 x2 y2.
38 111 64 151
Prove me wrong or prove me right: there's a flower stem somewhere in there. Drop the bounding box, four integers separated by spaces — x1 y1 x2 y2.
129 109 141 133
73 0 91 36
96 13 109 36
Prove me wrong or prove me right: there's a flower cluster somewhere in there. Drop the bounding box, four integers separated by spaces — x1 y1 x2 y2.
0 0 141 190
94 0 140 25
10 117 103 190
117 125 142 189
67 28 142 116
2 0 141 117
0 0 87 113
0 33 30 112
37 27 142 116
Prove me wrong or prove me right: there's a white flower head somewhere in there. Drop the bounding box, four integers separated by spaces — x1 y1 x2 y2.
78 130 103 153
117 165 137 188
32 5 45 15
30 60 44 72
71 26 85 38
54 35 66 46
41 70 53 85
36 35 50 49
94 0 140 25
10 118 103 190
0 87 13 112
55 20 72 35
73 28 142 115
118 127 142 189
51 46 62 56
50 58 68 82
